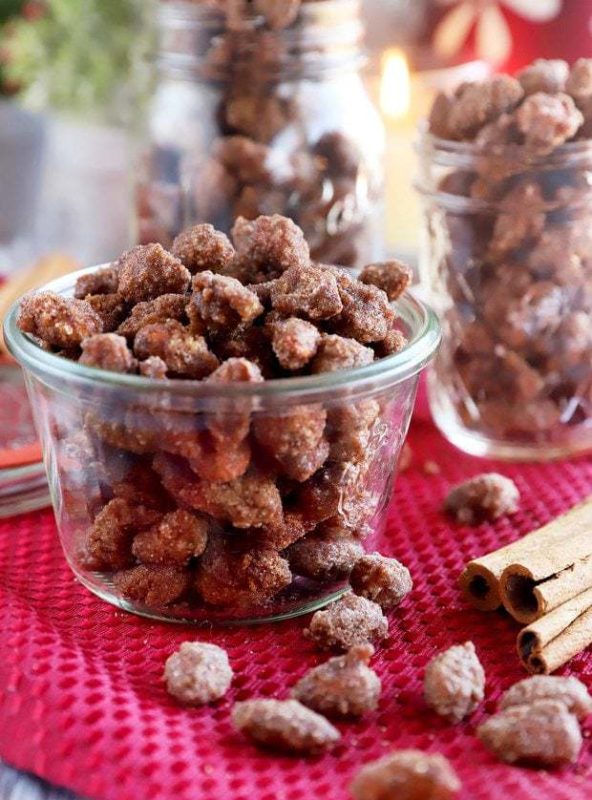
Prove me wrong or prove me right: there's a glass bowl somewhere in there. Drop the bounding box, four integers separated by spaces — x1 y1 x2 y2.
4 266 440 624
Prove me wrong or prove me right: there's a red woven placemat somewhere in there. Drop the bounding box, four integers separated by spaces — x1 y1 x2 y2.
1 418 591 800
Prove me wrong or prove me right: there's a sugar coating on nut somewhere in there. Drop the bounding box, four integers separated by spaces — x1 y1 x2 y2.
270 263 343 320
360 260 412 301
79 334 136 374
424 641 485 723
139 355 168 379
133 510 209 566
334 279 394 344
85 294 128 333
566 58 592 102
446 76 524 140
194 536 291 607
189 270 264 333
171 223 235 274
270 317 320 370
117 244 191 303
517 59 568 96
18 292 102 349
253 404 327 482
444 473 520 525
113 564 190 606
350 553 413 611
84 498 161 570
164 642 233 705
500 676 592 720
232 214 310 282
287 535 363 582
311 334 374 374
74 265 120 299
291 643 380 718
477 700 582 766
134 320 219 379
117 294 188 338
515 92 583 155
305 592 388 651
350 750 461 800
232 698 340 754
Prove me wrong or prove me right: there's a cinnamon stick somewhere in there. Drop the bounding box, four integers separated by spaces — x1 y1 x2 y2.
458 501 588 611
517 587 592 674
499 498 592 623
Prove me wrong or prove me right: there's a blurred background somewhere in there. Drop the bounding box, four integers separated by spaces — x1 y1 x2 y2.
0 0 590 278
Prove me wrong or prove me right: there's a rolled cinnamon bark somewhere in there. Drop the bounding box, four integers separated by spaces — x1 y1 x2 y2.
458 501 588 611
517 587 592 674
499 499 592 623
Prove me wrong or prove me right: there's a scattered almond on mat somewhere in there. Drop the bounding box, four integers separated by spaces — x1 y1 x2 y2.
291 644 380 718
164 642 233 705
231 698 340 754
304 592 388 651
499 675 592 719
350 553 413 611
424 642 485 723
477 700 582 767
350 750 461 800
445 473 520 525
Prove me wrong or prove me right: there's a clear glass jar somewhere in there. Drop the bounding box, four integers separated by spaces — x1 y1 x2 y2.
417 133 592 460
135 0 385 269
5 268 440 624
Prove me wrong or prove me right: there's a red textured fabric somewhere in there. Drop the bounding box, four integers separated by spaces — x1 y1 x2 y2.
0 418 591 800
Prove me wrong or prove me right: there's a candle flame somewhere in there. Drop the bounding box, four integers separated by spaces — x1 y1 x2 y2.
380 49 411 120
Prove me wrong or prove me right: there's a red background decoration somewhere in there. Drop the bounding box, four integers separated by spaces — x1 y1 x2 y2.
0 415 591 800
423 0 592 71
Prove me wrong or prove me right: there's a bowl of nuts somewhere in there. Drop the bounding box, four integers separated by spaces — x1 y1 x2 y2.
4 215 440 623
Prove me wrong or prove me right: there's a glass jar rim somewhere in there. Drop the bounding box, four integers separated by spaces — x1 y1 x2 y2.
4 265 441 402
416 127 592 167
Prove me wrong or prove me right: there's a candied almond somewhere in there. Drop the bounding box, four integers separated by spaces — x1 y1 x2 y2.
132 509 209 566
305 592 388 651
291 644 380 718
117 294 188 339
270 263 343 321
448 76 524 140
500 676 592 720
516 92 583 155
194 536 291 607
80 333 136 374
350 750 461 800
84 498 161 571
232 698 340 754
333 280 393 344
350 553 413 611
232 214 310 282
270 317 321 370
310 334 374 374
360 260 412 301
517 59 568 96
171 223 235 274
566 58 592 103
424 642 485 723
139 356 168 379
254 0 300 30
134 320 219 379
85 294 128 333
74 265 120 299
477 700 582 766
18 292 102 349
164 642 233 705
253 404 327 482
444 473 520 525
189 270 264 333
287 535 363 582
113 564 191 607
117 244 191 304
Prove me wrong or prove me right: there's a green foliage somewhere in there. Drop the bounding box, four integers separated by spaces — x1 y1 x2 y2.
4 0 153 122
0 0 26 24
